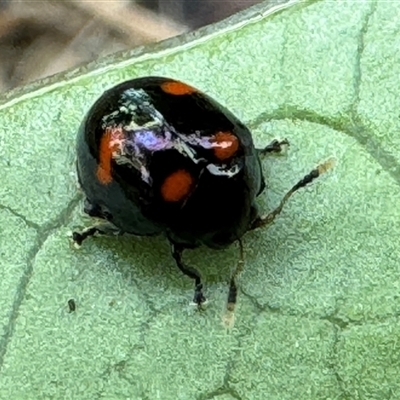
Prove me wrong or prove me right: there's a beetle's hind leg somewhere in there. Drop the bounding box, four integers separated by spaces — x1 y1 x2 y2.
170 242 206 307
257 138 290 156
250 158 335 230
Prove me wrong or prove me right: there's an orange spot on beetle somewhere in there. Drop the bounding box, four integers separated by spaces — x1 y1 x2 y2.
96 127 124 184
211 131 239 161
161 81 197 96
161 169 194 202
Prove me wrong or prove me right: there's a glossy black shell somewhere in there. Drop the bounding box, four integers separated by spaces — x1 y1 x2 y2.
76 77 265 249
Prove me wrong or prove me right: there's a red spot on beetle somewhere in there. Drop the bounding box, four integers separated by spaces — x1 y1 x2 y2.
161 169 194 202
161 81 197 96
96 127 124 184
211 131 239 161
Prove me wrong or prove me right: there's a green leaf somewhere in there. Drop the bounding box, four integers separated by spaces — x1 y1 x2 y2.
0 0 398 398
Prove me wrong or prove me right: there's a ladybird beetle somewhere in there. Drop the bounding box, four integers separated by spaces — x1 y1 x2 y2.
73 76 333 319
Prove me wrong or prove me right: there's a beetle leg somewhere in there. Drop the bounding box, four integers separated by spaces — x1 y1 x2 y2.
223 239 244 328
72 222 121 247
83 198 112 220
250 158 334 230
170 242 206 306
257 139 289 155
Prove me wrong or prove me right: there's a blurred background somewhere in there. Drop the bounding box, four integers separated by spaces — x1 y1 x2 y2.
0 0 263 92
